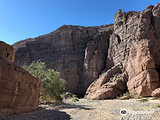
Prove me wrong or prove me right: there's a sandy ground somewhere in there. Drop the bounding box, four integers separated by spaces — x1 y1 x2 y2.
1 98 160 120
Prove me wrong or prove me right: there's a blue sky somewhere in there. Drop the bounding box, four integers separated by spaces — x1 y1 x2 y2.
0 0 159 45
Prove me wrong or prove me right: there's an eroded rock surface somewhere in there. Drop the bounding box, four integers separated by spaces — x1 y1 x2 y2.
151 88 160 98
13 25 113 96
86 4 160 99
82 26 113 90
0 41 15 63
86 64 128 100
13 4 160 99
127 44 159 97
0 42 42 115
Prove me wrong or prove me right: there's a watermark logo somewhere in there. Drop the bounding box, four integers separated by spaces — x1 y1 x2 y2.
120 109 155 120
120 109 127 116
120 109 154 115
127 110 154 115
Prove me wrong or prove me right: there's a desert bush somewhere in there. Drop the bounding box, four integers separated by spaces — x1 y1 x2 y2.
116 94 123 99
152 104 160 108
22 60 66 102
84 95 87 99
72 94 79 102
84 95 90 101
140 98 148 102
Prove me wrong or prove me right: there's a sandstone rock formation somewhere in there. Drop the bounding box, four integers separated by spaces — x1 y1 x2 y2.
86 64 128 99
13 4 160 99
82 26 113 90
13 24 113 97
151 88 160 98
0 41 15 63
86 4 160 99
0 41 42 115
127 44 159 97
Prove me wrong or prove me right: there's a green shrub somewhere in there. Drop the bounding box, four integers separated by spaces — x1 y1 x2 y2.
86 98 90 101
157 104 160 107
22 60 66 102
72 94 79 102
83 95 90 101
116 94 123 99
140 98 148 102
152 104 160 108
84 95 87 99
72 94 77 98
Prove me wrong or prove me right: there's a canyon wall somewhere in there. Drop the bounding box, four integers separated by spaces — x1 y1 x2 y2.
13 4 160 98
0 41 42 115
13 25 113 96
86 4 160 99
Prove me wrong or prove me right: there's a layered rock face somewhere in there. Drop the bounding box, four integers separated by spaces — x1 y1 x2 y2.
86 64 128 99
13 4 160 99
127 44 159 97
13 25 113 96
82 26 113 90
86 4 160 99
0 41 42 115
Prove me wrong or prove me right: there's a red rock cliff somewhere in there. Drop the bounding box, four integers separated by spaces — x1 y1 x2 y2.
0 41 42 115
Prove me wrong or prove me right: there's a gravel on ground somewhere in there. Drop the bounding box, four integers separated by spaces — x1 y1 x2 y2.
1 98 160 120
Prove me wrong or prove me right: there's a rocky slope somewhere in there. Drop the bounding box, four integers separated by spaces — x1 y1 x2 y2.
13 4 160 99
0 41 42 115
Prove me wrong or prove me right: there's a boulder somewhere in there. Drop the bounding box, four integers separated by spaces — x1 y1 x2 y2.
64 92 73 99
86 64 128 100
151 88 160 98
119 96 130 100
0 41 42 115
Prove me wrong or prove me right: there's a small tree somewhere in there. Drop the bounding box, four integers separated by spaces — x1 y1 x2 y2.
22 60 66 102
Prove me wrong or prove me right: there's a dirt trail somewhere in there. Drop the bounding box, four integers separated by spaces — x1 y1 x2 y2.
2 99 160 120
